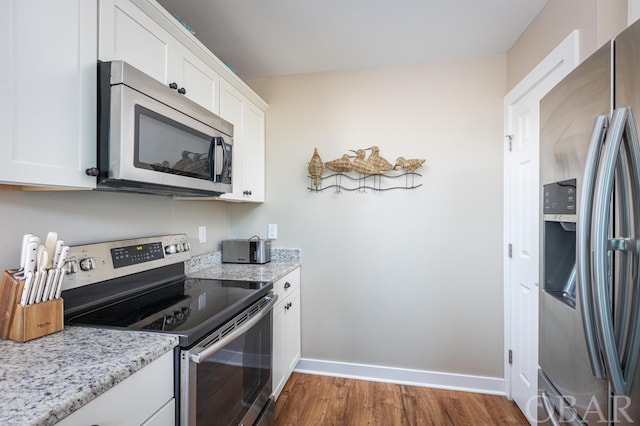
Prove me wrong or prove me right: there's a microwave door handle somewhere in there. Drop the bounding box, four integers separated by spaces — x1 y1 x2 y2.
577 114 608 378
209 137 226 182
208 138 217 181
218 137 229 182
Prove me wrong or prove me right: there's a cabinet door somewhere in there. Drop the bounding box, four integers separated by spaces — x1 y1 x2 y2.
285 289 302 374
219 80 266 202
241 102 266 202
272 268 301 400
99 0 175 85
142 398 175 426
57 350 174 425
174 48 221 114
219 81 245 200
0 0 97 188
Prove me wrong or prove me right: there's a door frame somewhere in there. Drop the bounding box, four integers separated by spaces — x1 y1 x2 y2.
503 30 579 400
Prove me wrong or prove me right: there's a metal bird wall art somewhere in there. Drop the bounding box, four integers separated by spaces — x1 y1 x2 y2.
306 146 425 193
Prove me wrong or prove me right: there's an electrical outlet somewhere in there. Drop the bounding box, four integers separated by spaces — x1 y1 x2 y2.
268 224 277 239
198 226 207 243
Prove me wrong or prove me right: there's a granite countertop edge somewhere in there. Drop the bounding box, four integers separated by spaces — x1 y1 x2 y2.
0 327 178 426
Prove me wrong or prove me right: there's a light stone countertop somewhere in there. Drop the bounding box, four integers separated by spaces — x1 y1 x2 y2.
0 327 178 426
0 248 299 426
186 248 302 282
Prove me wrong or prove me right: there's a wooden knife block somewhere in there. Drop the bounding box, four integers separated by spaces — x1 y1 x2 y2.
0 271 63 342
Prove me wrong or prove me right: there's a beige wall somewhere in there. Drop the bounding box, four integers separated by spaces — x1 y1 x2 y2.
0 190 231 270
507 0 627 91
236 55 507 377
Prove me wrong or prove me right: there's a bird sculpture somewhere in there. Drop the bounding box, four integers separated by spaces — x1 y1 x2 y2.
395 156 426 172
325 153 353 172
368 146 394 173
308 148 325 188
352 149 382 175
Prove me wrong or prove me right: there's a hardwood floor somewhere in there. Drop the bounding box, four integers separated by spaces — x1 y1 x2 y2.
274 373 529 426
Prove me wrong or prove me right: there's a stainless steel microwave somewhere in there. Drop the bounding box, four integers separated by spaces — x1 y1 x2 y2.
92 60 232 197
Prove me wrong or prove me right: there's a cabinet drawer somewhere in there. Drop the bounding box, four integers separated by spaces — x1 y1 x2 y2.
57 350 174 425
273 269 300 303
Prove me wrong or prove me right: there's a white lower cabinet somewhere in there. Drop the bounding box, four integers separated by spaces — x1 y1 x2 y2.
272 268 301 400
57 350 175 425
142 399 176 426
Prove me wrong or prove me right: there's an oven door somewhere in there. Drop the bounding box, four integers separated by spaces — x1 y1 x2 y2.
180 295 277 426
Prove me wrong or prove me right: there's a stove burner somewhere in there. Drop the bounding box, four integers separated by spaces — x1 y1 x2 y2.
141 306 192 331
65 269 273 347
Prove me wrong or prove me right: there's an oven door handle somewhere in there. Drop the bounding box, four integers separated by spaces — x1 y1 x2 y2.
189 294 278 364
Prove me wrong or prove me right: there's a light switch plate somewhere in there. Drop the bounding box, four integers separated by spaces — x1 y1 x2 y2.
198 226 206 243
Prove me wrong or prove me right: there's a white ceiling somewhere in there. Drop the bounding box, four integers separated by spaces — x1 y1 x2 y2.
156 0 548 79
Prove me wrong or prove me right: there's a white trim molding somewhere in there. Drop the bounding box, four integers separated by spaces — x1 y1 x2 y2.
295 358 505 395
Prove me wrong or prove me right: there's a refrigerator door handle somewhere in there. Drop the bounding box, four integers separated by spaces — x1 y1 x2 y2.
577 114 608 379
591 107 640 396
618 108 640 390
540 391 562 426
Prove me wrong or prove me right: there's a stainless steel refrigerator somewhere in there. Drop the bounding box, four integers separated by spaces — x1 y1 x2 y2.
538 21 640 425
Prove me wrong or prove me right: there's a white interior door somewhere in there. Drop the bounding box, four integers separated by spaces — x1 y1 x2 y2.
504 31 579 424
507 91 540 422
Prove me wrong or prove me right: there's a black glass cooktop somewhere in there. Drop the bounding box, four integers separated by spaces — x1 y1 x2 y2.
66 277 272 347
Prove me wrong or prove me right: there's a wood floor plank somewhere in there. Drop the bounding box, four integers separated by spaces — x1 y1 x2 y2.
274 373 529 426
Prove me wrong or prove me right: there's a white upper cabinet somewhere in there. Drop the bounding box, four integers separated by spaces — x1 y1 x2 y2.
0 0 97 189
242 102 266 202
175 49 221 114
98 0 221 113
98 0 173 84
219 81 266 202
99 0 267 201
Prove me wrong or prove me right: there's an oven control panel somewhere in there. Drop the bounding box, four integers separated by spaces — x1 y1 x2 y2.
62 234 191 291
111 242 165 268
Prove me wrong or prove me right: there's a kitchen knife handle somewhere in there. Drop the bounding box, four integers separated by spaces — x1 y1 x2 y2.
19 272 34 306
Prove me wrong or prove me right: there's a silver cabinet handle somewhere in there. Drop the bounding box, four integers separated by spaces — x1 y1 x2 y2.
577 114 608 378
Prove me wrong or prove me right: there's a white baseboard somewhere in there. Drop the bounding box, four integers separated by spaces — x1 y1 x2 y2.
294 358 506 396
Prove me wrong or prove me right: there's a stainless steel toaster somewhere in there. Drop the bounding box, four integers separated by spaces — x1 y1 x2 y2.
222 238 272 264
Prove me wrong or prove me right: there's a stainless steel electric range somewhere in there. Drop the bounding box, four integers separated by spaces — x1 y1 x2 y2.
62 234 276 426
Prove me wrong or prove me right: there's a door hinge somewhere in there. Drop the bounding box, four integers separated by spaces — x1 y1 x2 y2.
508 349 513 364
505 134 513 152
508 243 512 258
